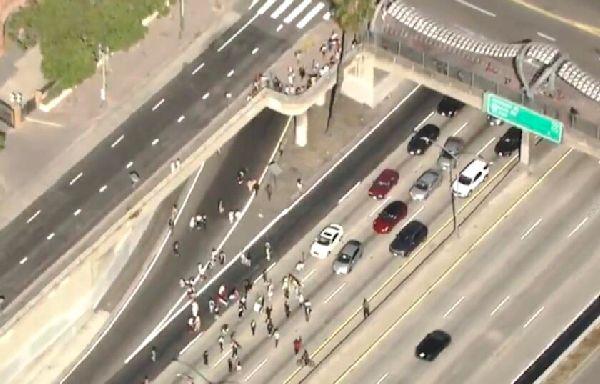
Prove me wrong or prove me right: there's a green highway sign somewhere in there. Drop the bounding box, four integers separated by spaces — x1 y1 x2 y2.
484 93 563 143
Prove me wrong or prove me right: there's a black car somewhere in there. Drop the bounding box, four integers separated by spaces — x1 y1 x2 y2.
389 220 428 257
437 96 464 117
415 330 452 361
407 124 440 155
494 127 522 157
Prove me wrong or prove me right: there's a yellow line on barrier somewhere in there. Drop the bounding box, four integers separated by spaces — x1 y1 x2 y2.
506 0 600 37
283 154 520 383
333 148 573 383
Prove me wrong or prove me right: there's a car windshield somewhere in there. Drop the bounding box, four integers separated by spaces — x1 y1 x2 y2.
440 151 453 159
382 210 396 219
458 175 472 185
338 253 351 263
317 235 331 245
376 179 390 186
416 181 428 190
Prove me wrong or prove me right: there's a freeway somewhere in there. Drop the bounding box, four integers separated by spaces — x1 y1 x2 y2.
181 100 522 383
0 0 329 307
96 87 442 384
402 0 600 77
327 151 600 384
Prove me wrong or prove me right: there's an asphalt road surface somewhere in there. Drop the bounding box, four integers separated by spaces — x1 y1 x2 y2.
0 0 329 306
84 88 442 384
183 101 522 384
403 0 600 78
332 151 600 384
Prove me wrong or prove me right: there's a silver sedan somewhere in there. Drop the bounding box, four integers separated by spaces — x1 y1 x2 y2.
410 169 442 201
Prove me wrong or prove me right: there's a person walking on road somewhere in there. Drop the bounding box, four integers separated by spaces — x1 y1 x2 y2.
208 297 216 314
284 299 291 318
293 337 303 355
273 328 280 348
198 262 207 281
228 358 233 372
363 298 370 319
250 319 257 335
265 305 273 321
218 335 225 352
228 210 235 223
218 199 225 214
150 346 157 362
264 241 272 261
266 318 274 336
173 241 180 256
203 350 209 365
219 250 226 265
303 300 312 322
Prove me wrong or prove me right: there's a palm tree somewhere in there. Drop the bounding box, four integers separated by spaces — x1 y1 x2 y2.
326 0 375 132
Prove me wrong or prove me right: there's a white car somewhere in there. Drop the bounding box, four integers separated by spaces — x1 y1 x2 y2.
452 159 489 198
310 224 344 259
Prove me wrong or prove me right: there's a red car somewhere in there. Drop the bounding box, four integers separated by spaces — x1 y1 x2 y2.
373 201 408 234
368 169 399 199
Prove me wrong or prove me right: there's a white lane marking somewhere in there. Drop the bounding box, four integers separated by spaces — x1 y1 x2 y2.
537 32 556 42
369 197 390 217
477 137 496 156
454 0 496 17
323 11 331 20
521 218 542 240
284 0 312 24
324 282 346 304
376 373 389 384
271 0 294 19
152 98 165 111
490 295 510 316
338 181 361 204
258 0 278 14
177 115 185 123
251 47 259 55
126 119 295 363
443 296 465 318
25 117 63 127
297 2 325 29
46 233 55 240
523 306 544 328
414 111 435 131
213 350 232 367
254 262 277 284
276 24 283 32
567 216 589 238
406 206 424 223
127 88 421 361
69 172 83 186
245 358 268 382
301 269 316 283
99 185 108 193
111 134 124 148
227 69 235 78
217 13 260 52
179 331 204 356
26 209 41 224
453 122 468 136
73 208 82 217
151 138 160 146
126 161 134 169
62 164 205 382
249 0 260 9
192 62 205 75
19 257 28 265
202 92 210 100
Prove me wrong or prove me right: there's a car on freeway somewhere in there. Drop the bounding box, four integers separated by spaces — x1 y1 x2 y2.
332 240 364 275
407 124 440 155
452 158 489 198
409 169 442 201
389 220 428 257
437 96 464 117
415 330 452 361
494 127 522 157
310 224 343 259
437 137 464 170
487 114 504 126
368 169 399 199
373 200 408 234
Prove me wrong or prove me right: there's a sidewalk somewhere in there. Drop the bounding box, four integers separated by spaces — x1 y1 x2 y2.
0 0 246 229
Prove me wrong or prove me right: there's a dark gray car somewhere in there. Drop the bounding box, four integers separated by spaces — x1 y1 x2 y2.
437 137 464 170
410 169 442 201
332 240 363 274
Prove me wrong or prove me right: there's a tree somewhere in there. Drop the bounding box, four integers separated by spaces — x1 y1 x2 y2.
326 0 375 132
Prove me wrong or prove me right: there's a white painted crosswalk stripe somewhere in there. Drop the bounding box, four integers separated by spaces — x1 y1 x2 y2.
297 1 325 29
284 0 312 24
323 11 331 20
258 0 278 15
271 0 294 19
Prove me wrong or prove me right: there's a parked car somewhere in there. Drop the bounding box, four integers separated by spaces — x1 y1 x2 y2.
487 114 504 126
389 220 428 257
373 200 408 234
437 137 464 170
410 169 442 201
310 224 343 259
368 169 399 199
407 124 440 155
415 330 452 361
452 158 489 198
332 240 364 275
494 127 522 157
437 96 464 117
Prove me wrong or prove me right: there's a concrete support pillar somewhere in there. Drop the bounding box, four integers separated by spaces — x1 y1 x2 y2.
294 112 308 147
314 91 327 107
520 131 531 167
